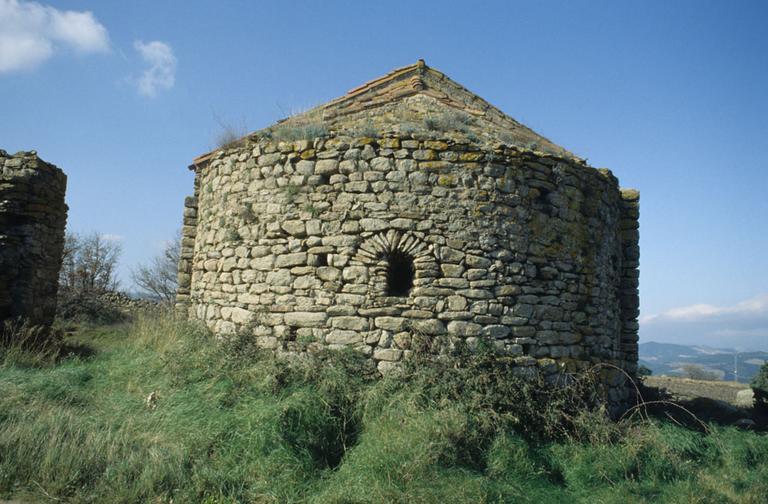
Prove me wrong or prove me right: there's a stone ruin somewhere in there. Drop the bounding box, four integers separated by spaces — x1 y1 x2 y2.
0 150 68 328
177 61 640 412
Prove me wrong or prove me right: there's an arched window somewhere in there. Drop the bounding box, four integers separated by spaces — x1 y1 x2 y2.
354 230 436 300
385 250 415 297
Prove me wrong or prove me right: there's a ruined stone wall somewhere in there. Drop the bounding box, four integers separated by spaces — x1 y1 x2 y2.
0 150 68 327
179 135 639 411
619 190 640 375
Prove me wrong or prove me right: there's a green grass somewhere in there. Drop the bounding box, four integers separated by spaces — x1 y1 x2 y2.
1 312 767 503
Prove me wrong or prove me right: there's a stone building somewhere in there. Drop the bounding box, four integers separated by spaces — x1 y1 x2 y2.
177 61 640 410
0 150 68 328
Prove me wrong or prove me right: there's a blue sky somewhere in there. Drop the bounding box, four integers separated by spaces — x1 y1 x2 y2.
1 0 767 349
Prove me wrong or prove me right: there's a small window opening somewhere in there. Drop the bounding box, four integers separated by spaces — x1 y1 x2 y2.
316 253 328 267
534 186 551 206
386 250 415 297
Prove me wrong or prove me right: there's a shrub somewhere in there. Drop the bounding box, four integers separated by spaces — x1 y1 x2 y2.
272 122 328 141
225 229 240 242
0 320 62 367
350 120 378 138
59 232 121 296
55 291 127 325
680 364 721 381
131 231 180 303
214 115 248 150
423 110 476 133
370 344 613 444
238 204 256 223
283 183 300 203
57 232 124 324
499 131 516 145
751 361 768 412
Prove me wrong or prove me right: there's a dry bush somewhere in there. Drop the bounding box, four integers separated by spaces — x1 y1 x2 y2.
131 232 180 303
57 232 123 324
681 364 722 381
213 114 248 149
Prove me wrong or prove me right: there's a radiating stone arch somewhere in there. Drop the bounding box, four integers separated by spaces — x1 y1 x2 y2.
354 230 437 298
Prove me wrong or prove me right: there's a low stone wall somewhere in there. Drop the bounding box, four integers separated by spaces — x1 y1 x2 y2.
0 150 68 327
179 134 640 413
99 291 160 311
644 376 751 406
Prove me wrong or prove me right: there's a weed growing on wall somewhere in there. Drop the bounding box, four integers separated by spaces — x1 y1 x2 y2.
272 122 329 141
423 110 477 132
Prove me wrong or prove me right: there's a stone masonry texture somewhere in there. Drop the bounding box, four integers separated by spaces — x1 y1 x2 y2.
0 150 68 328
177 62 640 414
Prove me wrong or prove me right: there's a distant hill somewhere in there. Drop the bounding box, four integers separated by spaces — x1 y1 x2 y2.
639 341 767 383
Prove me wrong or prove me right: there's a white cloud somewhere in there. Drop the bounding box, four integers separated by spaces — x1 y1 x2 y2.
101 233 124 242
133 40 175 97
0 0 108 73
641 294 768 324
640 293 768 351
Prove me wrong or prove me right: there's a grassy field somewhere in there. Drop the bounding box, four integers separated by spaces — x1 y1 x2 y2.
1 312 767 503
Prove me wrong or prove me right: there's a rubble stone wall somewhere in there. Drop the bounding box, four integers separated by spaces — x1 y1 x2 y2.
0 150 68 327
178 135 639 412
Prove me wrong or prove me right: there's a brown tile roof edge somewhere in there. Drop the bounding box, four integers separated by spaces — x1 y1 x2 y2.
189 152 215 170
344 59 425 95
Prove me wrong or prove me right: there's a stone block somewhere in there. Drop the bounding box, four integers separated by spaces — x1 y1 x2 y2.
266 269 291 286
295 160 315 175
413 149 437 160
370 157 393 171
512 326 536 337
440 264 464 277
284 312 328 327
342 266 368 283
412 319 446 335
317 266 341 282
250 255 275 271
374 348 403 361
331 316 369 331
440 247 465 263
482 325 511 339
315 159 339 176
275 252 307 268
282 220 306 237
360 218 388 231
374 317 409 332
326 330 362 344
447 320 482 337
